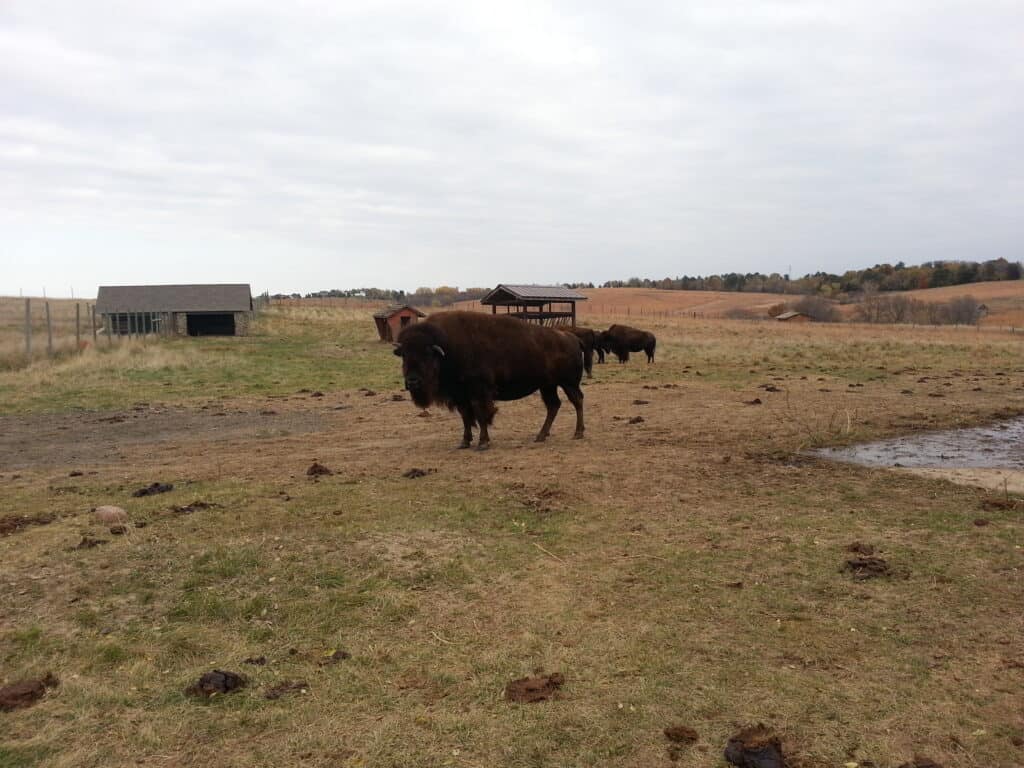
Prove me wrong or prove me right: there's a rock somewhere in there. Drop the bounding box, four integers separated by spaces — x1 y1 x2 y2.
94 505 128 524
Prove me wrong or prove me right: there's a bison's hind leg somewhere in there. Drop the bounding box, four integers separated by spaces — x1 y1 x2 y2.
562 384 584 439
535 386 561 442
471 399 497 450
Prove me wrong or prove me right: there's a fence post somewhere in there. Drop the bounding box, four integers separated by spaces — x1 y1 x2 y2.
45 301 53 357
25 297 32 357
76 303 81 351
91 305 98 344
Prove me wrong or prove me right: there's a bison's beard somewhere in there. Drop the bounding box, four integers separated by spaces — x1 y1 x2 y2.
408 385 435 409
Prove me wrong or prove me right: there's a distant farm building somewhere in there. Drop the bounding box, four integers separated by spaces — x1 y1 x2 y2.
373 304 426 342
480 284 587 326
95 284 254 336
774 311 811 323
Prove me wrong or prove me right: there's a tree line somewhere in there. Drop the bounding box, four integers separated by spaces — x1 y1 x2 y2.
587 258 1021 297
271 286 490 306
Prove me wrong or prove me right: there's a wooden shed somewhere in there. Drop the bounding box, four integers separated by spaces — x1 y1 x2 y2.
374 304 426 342
774 310 812 323
95 284 253 336
479 284 587 327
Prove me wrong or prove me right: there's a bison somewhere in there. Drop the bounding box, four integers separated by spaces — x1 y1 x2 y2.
599 324 657 363
394 311 585 449
560 326 604 378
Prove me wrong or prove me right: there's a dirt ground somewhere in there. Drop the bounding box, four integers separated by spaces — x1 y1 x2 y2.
2 312 1024 768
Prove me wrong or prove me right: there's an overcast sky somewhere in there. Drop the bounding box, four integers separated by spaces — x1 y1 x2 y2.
1 1 1022 296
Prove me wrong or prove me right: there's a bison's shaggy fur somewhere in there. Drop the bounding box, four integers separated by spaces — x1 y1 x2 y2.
395 312 585 449
599 324 657 364
560 326 603 377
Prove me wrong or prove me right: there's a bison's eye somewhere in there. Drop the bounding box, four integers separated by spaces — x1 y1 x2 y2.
392 344 403 357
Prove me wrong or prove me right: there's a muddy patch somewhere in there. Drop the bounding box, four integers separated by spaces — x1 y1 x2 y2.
0 673 59 712
0 513 55 537
724 724 786 768
186 670 247 698
504 672 564 703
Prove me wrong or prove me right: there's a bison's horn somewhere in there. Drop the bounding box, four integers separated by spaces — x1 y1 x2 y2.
392 344 402 356
432 344 446 358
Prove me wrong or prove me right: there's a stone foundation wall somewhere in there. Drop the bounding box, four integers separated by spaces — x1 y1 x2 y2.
173 312 187 335
234 312 252 336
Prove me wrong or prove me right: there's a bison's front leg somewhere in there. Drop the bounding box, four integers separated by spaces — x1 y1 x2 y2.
456 404 474 449
535 386 561 442
471 399 496 450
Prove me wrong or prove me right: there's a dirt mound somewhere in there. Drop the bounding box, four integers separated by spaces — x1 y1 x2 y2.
132 482 173 497
0 673 59 712
402 468 436 479
724 724 786 768
186 670 247 698
109 525 128 535
264 680 309 700
628 416 644 424
845 542 876 556
243 656 266 666
0 513 55 537
844 556 891 580
504 672 564 703
745 398 763 405
307 461 333 477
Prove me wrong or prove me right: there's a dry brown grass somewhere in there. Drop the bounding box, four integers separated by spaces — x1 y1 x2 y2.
0 296 100 370
2 310 1024 767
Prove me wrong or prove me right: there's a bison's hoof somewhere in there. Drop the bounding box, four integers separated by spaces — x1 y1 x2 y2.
573 432 584 440
534 435 548 443
458 441 472 450
475 442 491 452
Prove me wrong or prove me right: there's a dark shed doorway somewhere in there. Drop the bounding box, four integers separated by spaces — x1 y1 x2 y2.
187 313 236 336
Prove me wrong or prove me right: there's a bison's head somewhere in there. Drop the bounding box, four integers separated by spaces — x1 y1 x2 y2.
393 324 447 409
596 330 610 351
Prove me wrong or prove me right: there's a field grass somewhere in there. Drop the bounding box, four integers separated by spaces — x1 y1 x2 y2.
2 307 1024 768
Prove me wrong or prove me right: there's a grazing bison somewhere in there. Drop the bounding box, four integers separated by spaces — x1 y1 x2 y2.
394 311 585 449
599 324 657 363
560 326 603 377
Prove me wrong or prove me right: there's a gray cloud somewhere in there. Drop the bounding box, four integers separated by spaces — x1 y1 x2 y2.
1 0 1021 295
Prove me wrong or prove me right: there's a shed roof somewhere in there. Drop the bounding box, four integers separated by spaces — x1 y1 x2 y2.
774 311 808 320
372 304 427 319
480 284 588 305
96 284 252 314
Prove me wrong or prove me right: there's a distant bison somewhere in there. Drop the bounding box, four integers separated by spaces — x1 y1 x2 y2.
600 324 657 363
560 326 603 377
394 312 585 449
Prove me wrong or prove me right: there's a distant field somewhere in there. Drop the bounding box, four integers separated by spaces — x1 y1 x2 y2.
456 288 793 320
456 281 1024 326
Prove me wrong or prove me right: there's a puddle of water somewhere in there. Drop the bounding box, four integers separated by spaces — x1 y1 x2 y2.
814 417 1024 469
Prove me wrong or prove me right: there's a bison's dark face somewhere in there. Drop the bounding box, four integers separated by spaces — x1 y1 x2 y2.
393 333 446 409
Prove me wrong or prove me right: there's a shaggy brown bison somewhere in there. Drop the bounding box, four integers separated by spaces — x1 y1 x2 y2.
394 311 585 449
599 324 657 363
560 326 603 377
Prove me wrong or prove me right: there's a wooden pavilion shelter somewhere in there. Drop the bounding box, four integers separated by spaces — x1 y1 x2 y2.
479 284 587 327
